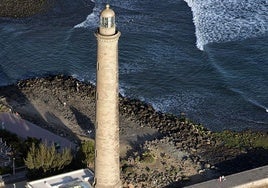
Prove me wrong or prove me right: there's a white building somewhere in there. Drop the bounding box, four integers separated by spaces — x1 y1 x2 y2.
25 169 94 188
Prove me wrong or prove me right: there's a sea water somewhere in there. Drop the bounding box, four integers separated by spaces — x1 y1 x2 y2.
0 0 267 131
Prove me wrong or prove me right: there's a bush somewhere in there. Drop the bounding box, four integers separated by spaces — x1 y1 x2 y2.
122 162 134 174
140 150 155 164
75 140 95 168
24 142 73 178
0 167 11 175
0 104 9 112
213 130 268 149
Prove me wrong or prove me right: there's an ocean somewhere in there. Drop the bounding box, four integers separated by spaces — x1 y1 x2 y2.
0 0 267 131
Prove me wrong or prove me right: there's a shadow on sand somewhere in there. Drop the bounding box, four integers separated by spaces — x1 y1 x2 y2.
0 83 80 144
124 132 163 159
70 106 95 139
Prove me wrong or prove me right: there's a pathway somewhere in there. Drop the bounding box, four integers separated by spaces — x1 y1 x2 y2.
0 112 75 150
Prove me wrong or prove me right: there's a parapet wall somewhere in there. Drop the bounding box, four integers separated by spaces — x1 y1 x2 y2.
186 165 268 188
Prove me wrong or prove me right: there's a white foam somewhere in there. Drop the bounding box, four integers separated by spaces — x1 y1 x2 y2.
248 99 268 113
148 92 204 114
74 0 143 29
184 0 268 50
71 73 96 85
229 87 268 112
74 2 101 29
71 73 85 82
119 87 126 97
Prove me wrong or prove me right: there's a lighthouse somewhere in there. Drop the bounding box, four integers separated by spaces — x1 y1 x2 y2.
94 4 121 188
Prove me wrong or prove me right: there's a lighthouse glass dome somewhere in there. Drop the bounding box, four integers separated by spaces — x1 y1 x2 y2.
100 4 115 28
101 17 115 28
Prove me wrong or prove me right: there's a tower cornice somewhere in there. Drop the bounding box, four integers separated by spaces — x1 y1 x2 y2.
95 31 121 42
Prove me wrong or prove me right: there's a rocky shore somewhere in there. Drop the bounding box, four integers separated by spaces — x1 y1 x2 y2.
0 0 52 18
0 75 268 187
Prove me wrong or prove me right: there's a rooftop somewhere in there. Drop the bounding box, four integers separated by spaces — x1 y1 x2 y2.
185 165 268 188
26 169 94 188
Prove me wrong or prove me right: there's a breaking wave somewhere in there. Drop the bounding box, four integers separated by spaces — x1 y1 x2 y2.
184 0 268 50
74 0 100 28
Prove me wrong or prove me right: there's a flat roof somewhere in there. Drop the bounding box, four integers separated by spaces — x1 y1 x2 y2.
186 165 268 188
26 169 94 188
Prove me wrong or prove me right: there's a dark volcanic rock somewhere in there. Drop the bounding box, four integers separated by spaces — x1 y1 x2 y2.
0 0 53 18
1 75 268 187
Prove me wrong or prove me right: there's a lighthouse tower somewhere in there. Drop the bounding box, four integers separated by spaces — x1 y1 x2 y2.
94 4 121 188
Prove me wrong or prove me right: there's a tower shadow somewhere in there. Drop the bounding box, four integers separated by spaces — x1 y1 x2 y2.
70 106 95 139
124 132 163 159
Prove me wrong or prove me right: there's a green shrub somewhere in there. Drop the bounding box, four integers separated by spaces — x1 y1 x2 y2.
122 164 134 175
24 142 73 177
76 140 95 168
0 104 9 112
0 167 11 175
213 130 268 149
140 150 155 163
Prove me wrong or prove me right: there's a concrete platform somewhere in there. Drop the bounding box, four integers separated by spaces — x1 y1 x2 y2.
186 165 268 188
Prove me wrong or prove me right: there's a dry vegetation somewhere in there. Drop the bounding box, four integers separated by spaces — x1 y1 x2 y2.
0 102 9 113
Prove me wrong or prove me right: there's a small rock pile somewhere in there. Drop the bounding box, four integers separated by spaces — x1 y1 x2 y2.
121 137 203 188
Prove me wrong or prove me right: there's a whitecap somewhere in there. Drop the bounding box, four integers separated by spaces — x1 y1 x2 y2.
184 0 268 50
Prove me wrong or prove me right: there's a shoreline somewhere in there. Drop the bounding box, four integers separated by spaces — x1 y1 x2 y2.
0 74 268 187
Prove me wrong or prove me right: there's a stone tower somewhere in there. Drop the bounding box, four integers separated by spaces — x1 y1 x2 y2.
94 4 121 188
